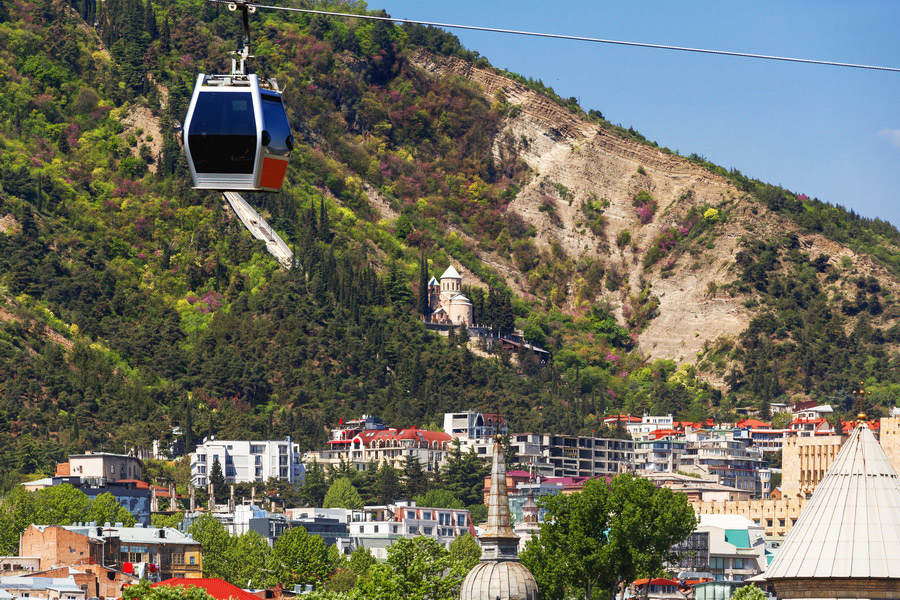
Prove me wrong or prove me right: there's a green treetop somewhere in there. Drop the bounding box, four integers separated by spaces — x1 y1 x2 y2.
323 478 363 509
521 474 697 600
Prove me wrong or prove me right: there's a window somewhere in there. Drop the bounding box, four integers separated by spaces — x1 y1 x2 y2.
373 526 379 533
255 456 262 466
423 527 433 535
188 92 257 174
409 526 418 534
251 445 265 454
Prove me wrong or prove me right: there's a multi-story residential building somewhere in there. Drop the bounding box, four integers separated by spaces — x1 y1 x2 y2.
679 433 766 496
641 472 752 503
443 411 506 455
693 515 767 583
507 433 634 479
55 453 143 482
20 525 202 581
305 427 451 473
633 438 687 472
0 576 85 600
624 414 675 439
348 502 475 559
191 437 304 487
18 565 136 600
182 505 351 551
789 404 835 437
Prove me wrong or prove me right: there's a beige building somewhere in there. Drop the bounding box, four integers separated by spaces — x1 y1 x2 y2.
693 497 808 537
781 434 842 498
55 453 142 481
427 265 474 326
879 416 900 473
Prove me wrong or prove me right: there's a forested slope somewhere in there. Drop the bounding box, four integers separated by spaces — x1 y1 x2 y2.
0 0 896 486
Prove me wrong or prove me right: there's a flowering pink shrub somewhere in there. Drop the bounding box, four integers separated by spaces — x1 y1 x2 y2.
197 291 224 314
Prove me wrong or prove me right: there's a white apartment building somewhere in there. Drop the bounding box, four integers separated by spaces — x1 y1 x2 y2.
625 414 675 439
191 437 304 487
348 502 475 559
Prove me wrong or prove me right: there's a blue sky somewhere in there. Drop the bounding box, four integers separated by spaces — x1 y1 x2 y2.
375 0 900 227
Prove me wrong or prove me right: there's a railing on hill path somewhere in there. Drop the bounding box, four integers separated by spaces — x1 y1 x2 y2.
222 191 293 268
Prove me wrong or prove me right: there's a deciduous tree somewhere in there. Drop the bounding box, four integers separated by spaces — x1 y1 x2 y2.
323 478 363 509
269 526 332 587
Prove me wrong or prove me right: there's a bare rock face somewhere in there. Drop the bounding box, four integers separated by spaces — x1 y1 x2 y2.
408 49 898 366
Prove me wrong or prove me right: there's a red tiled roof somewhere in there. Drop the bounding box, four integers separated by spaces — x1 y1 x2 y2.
634 578 680 586
153 578 259 600
603 415 642 423
353 427 450 447
506 470 532 478
737 418 771 429
115 480 178 498
790 418 830 427
650 429 679 439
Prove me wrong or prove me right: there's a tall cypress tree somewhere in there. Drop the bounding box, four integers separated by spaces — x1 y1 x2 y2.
209 457 226 503
319 198 332 242
417 250 429 317
144 0 157 39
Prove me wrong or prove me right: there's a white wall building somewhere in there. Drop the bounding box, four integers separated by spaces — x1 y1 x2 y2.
625 414 675 439
348 502 475 559
191 437 304 487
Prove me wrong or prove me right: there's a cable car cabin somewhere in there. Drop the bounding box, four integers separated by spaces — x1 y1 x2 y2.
184 73 293 192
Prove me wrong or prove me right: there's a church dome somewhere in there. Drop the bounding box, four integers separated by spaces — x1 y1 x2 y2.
460 561 538 600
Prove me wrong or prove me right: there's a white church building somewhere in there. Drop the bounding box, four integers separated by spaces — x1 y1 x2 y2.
427 265 474 326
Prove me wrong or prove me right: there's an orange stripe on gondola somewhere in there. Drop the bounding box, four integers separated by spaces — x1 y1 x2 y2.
260 157 288 191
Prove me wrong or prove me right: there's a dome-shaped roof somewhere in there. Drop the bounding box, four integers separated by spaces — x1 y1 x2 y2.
449 294 472 305
460 561 538 600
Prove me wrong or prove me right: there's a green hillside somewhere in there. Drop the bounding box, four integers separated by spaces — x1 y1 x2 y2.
0 0 897 487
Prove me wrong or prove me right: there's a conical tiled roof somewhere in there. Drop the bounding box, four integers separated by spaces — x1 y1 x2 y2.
764 423 900 580
441 264 462 279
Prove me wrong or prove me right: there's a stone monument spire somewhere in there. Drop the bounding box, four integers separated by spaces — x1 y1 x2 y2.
460 435 538 600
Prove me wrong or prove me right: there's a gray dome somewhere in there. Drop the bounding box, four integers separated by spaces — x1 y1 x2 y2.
460 561 538 600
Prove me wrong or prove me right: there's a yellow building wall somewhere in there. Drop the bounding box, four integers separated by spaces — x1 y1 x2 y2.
880 417 900 475
693 497 808 537
781 435 842 498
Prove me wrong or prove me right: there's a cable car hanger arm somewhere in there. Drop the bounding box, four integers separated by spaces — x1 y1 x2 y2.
205 0 900 73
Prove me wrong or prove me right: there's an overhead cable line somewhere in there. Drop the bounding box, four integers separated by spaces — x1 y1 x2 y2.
207 0 900 73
